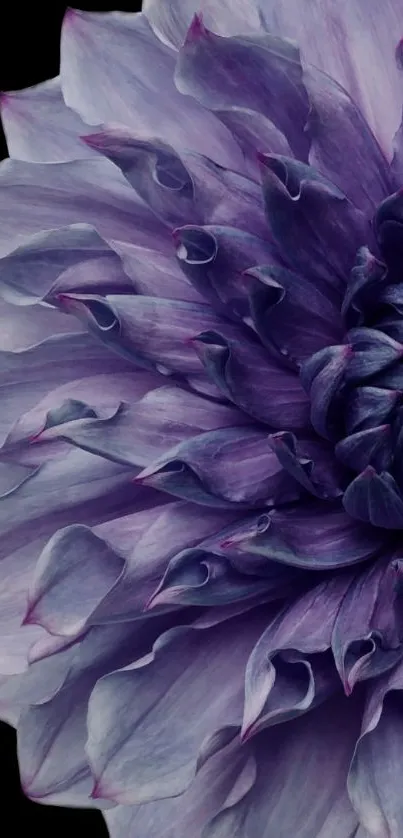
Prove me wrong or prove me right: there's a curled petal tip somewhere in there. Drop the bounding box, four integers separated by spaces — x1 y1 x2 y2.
396 39 403 70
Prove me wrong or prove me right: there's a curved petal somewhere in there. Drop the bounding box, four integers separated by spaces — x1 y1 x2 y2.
17 618 171 807
260 0 403 159
0 77 96 163
0 157 168 257
86 611 268 804
147 548 282 609
343 467 403 529
348 661 403 837
259 154 367 294
85 130 268 236
144 0 265 48
57 294 229 379
107 241 202 302
220 501 385 570
25 526 125 637
91 503 237 623
0 446 157 561
193 330 310 429
206 694 361 838
304 67 392 216
61 9 243 170
104 735 254 838
176 17 310 160
0 539 47 676
3 370 159 455
175 226 275 322
0 224 132 306
0 332 141 449
245 265 343 366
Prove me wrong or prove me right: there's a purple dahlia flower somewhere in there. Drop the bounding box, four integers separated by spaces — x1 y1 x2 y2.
2 1 403 835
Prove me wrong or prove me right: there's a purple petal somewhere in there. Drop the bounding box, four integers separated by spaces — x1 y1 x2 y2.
86 611 268 803
207 694 361 837
84 130 199 228
259 154 367 294
374 188 403 274
3 370 158 455
193 330 310 429
61 9 243 169
215 107 292 179
57 293 228 378
246 264 343 366
304 66 393 215
17 618 171 806
0 77 96 163
104 735 254 838
35 384 247 469
136 426 300 508
144 0 265 48
91 503 237 623
300 345 352 441
392 110 403 185
0 332 140 449
268 432 346 500
221 501 385 569
262 0 403 159
25 526 125 637
176 16 310 159
0 157 168 256
84 130 268 236
175 225 275 321
0 539 47 676
332 559 403 694
343 467 403 529
0 224 132 306
345 385 400 435
342 247 387 330
147 548 280 609
335 426 393 474
107 241 202 302
345 328 403 383
242 576 351 736
348 661 403 837
0 446 156 560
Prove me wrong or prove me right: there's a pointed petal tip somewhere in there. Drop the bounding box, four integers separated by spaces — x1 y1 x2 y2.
64 7 83 24
185 13 207 44
21 603 37 627
90 781 104 800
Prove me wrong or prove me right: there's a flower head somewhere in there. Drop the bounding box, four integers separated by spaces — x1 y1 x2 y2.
1 2 403 836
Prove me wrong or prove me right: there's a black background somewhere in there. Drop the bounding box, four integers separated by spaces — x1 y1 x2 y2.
0 3 142 833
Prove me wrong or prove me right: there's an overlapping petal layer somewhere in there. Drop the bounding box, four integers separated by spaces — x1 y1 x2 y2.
1 3 403 837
